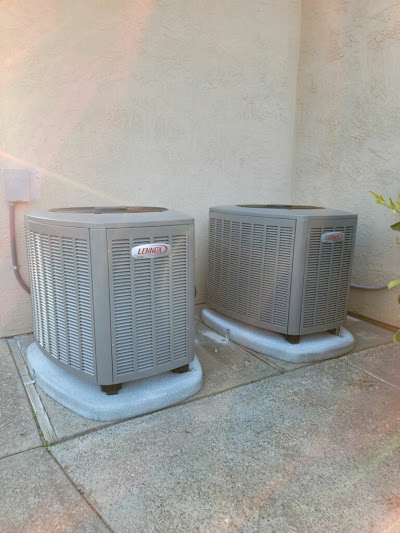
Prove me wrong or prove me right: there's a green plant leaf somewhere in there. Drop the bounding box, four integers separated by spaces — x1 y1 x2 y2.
393 329 400 343
369 191 385 205
388 279 400 289
389 198 398 212
391 221 400 232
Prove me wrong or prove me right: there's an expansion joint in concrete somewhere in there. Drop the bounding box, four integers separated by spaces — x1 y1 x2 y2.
345 361 400 391
7 338 57 446
48 449 115 533
0 445 43 462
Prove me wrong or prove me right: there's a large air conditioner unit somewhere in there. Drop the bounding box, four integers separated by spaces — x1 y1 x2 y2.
25 207 195 394
206 205 357 341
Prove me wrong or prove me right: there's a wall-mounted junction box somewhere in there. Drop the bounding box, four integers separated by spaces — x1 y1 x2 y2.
2 168 40 202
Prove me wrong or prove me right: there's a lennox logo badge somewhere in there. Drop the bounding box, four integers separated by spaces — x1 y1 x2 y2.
321 232 344 243
131 243 171 259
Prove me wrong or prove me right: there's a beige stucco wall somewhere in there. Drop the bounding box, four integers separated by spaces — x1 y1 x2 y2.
0 0 302 337
293 0 400 327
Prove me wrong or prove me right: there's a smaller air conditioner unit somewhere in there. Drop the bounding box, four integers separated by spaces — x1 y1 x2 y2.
206 204 357 342
25 206 195 394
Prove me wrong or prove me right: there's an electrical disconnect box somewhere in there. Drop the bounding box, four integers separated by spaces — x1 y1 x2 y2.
2 168 40 202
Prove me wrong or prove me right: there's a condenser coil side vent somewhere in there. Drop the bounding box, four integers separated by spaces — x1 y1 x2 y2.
108 227 189 380
25 227 96 376
301 222 356 332
207 217 295 332
25 207 195 388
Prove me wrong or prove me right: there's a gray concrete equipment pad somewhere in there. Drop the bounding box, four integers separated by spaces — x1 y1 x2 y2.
51 357 400 533
202 308 355 363
14 323 278 441
0 340 41 458
27 342 203 421
245 315 395 373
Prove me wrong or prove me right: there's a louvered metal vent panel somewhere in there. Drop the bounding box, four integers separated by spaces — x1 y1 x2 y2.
25 226 96 376
301 220 356 332
207 216 295 332
108 226 191 380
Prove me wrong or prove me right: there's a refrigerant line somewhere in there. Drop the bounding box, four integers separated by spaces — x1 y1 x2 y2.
9 202 30 294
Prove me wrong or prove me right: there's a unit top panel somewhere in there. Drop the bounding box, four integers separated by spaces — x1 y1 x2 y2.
210 205 357 219
25 207 193 228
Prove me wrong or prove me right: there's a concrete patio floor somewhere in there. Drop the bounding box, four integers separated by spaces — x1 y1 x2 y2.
1 306 399 532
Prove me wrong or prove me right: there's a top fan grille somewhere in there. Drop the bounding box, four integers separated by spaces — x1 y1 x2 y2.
236 204 323 209
50 206 167 214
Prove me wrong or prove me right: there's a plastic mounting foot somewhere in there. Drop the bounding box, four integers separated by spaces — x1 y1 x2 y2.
101 383 122 395
285 334 300 345
171 364 190 374
329 327 341 336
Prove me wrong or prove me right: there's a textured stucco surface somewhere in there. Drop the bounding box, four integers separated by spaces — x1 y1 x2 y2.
0 0 301 337
293 0 400 327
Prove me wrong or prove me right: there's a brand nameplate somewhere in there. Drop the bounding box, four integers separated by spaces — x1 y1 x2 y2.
321 232 344 243
131 243 171 259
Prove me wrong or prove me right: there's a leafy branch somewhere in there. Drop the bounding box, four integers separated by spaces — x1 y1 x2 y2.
370 191 400 342
370 191 400 232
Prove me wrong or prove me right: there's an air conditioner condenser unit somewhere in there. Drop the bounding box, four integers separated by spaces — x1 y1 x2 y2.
25 206 195 395
204 204 357 358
